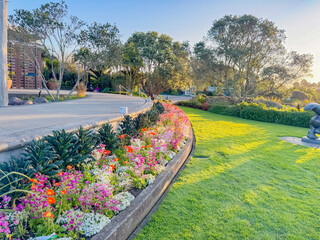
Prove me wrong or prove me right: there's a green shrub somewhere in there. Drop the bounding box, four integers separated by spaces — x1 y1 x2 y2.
75 126 98 159
176 99 201 109
147 105 161 125
154 101 165 114
97 123 118 151
45 130 85 168
0 156 34 199
208 102 313 128
205 96 238 106
246 97 283 109
135 113 150 131
23 139 61 176
119 115 137 136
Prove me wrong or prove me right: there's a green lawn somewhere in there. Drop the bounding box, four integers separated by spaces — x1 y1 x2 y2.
136 107 320 240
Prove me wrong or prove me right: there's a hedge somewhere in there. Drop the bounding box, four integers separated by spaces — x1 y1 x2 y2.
208 102 313 128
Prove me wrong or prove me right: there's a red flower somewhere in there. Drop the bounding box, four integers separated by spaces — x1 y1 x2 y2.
44 211 54 218
114 158 119 162
54 182 60 186
123 161 129 164
67 165 72 170
47 197 55 204
110 164 115 170
119 134 126 139
104 150 111 155
142 128 147 132
46 189 55 196
61 190 66 195
58 172 64 176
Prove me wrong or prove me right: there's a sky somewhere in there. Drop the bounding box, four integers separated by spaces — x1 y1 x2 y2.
7 0 320 83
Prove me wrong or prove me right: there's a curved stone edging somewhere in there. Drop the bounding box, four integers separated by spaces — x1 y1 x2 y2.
91 126 195 240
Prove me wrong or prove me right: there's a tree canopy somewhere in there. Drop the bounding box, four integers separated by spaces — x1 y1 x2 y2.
192 14 313 99
126 31 192 99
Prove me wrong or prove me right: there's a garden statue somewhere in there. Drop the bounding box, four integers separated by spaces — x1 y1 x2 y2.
304 102 320 140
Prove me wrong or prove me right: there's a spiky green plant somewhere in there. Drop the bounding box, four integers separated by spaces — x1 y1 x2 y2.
135 113 150 131
75 126 97 159
0 156 34 199
119 115 137 136
23 139 62 176
97 123 118 152
45 130 85 168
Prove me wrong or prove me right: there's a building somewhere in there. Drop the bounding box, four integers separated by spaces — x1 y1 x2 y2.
7 41 42 89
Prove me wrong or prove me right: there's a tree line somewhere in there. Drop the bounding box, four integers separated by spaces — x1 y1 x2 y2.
8 1 313 101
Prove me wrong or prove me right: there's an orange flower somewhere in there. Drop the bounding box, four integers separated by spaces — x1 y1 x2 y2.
47 197 55 204
46 189 55 196
119 134 126 139
58 172 64 176
110 164 115 170
154 127 158 131
61 189 66 195
67 165 72 170
44 211 54 218
54 182 60 186
141 146 145 149
142 128 147 132
128 148 133 153
147 145 152 148
104 150 111 155
29 178 37 183
123 161 129 164
114 158 119 162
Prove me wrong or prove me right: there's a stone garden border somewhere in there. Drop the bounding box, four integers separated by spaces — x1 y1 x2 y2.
91 126 195 240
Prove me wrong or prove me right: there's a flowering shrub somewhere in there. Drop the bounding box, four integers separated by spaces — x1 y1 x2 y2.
0 103 190 239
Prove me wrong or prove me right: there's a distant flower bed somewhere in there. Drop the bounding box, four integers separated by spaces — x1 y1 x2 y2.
0 103 190 240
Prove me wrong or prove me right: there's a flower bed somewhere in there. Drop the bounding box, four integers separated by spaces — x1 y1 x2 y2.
0 103 190 240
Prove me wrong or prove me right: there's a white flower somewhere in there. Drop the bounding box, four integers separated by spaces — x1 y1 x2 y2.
113 191 135 212
145 174 156 184
80 212 110 237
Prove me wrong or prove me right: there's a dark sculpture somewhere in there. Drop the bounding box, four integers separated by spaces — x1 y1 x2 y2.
304 102 320 140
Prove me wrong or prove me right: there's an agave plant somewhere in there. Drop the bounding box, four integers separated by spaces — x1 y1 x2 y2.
135 113 150 131
147 105 160 124
45 129 86 168
97 123 118 152
75 126 98 159
0 156 34 199
22 139 62 176
119 115 137 136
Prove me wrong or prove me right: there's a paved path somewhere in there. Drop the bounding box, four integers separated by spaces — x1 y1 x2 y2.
0 90 151 157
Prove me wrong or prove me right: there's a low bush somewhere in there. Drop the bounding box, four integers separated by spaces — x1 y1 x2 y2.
246 97 283 109
176 99 202 109
205 96 238 106
97 123 118 152
208 102 313 128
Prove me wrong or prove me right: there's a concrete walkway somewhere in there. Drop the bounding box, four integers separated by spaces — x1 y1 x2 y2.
0 90 151 159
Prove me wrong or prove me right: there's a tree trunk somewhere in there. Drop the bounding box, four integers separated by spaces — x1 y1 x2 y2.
0 0 8 107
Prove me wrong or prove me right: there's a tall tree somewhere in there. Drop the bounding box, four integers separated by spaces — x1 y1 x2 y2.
197 14 313 99
122 41 143 92
9 0 84 100
127 31 192 100
73 22 122 95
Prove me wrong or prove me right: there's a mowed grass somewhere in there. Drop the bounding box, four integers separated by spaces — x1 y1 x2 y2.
135 107 320 240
